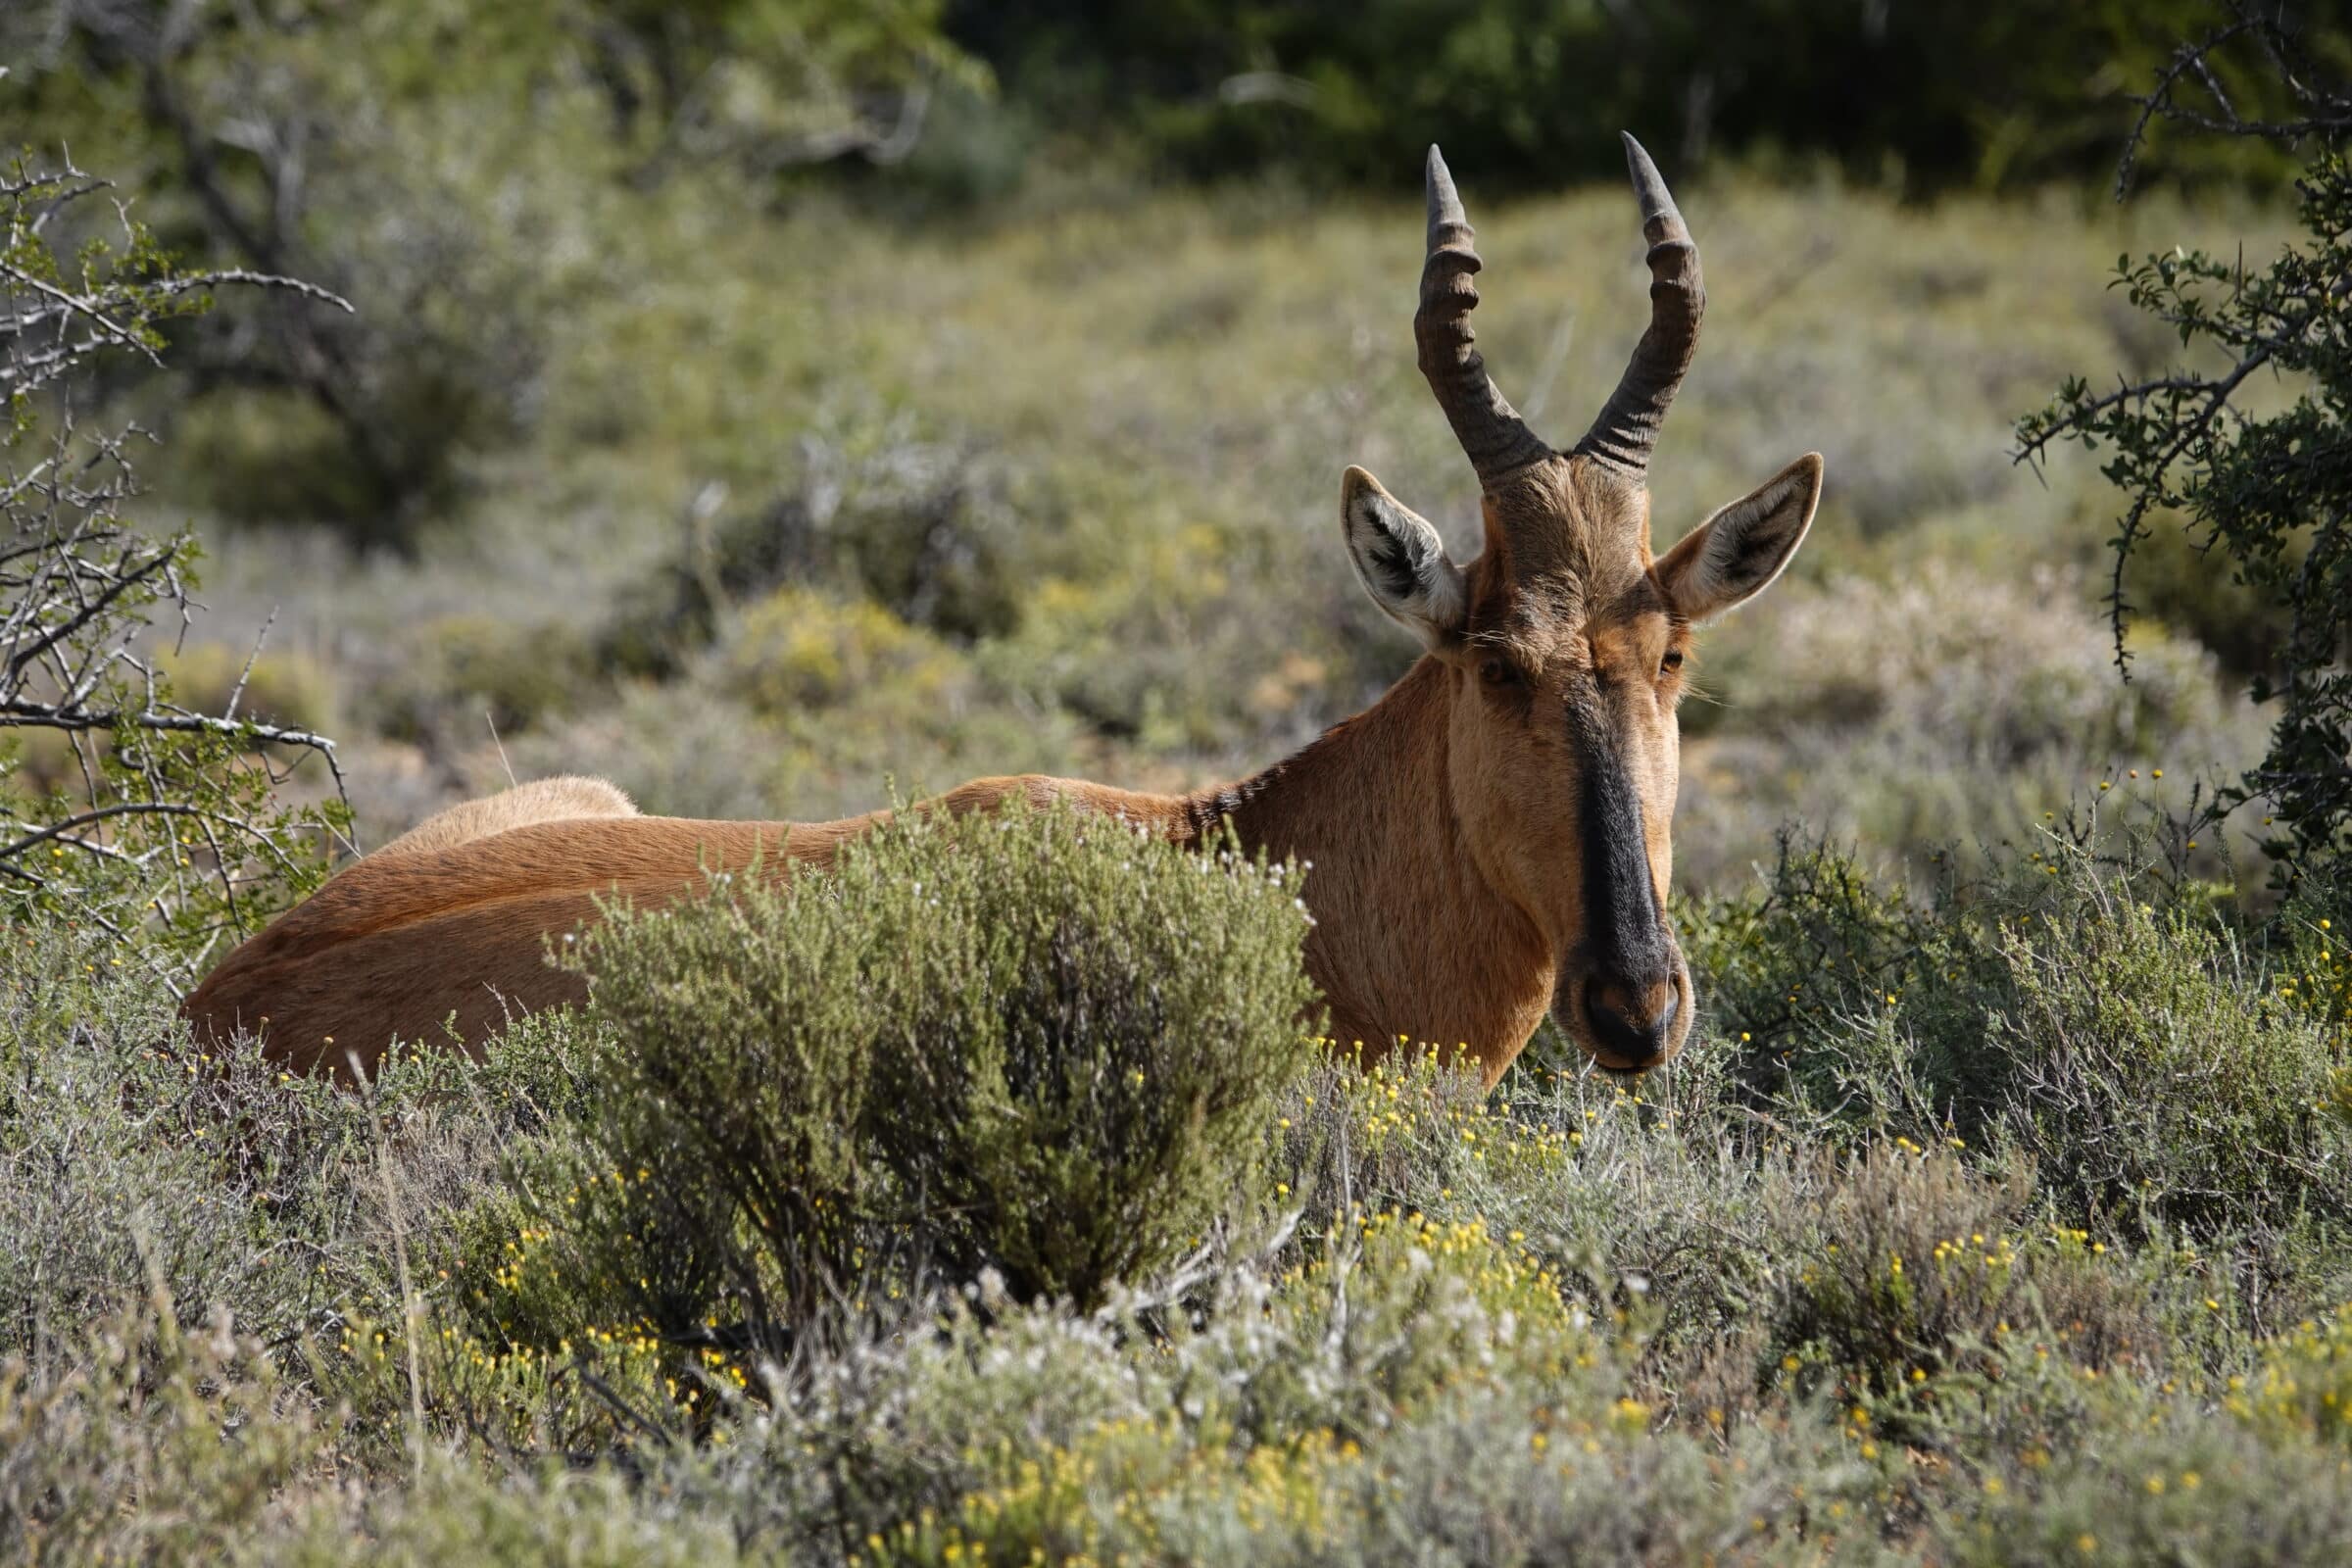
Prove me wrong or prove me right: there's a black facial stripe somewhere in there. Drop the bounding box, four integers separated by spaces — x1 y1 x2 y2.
1570 697 1672 984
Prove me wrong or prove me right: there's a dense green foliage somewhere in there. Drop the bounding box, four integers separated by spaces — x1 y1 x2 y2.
1 0 968 542
1690 832 2352 1239
21 0 2329 216
6 0 2338 548
954 0 2343 193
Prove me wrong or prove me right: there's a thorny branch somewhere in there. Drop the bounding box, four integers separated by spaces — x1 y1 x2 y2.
2117 2 2352 196
4 154 355 969
2015 2 2349 673
2015 2 2352 874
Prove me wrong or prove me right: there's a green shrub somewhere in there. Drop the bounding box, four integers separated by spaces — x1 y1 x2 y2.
1678 828 1937 1070
1768 1150 2155 1402
602 424 1048 680
1276 1045 1514 1237
428 614 597 735
769 1217 1869 1568
0 1303 329 1566
2230 1305 2352 1451
1983 886 2345 1237
851 806 1320 1305
0 918 362 1348
448 1135 729 1370
1684 834 2352 1240
361 613 599 745
1940 1381 2352 1567
267 1460 759 1568
720 587 961 716
551 872 879 1341
2021 93 2352 878
520 798 1318 1346
1673 564 2262 889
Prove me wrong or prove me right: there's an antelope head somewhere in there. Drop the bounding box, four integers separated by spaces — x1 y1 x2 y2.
1342 137 1823 1073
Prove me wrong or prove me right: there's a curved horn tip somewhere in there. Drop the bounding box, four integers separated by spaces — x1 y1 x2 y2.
1424 145 1462 222
1618 131 1681 222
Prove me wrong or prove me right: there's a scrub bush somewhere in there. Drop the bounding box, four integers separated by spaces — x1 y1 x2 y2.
850 804 1320 1305
1684 832 2352 1241
495 798 1319 1358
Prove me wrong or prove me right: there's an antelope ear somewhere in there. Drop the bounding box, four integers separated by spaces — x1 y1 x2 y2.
1342 466 1467 650
1656 452 1823 622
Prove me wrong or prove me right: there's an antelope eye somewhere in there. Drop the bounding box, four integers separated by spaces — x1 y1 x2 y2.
1479 657 1520 688
1659 649 1686 676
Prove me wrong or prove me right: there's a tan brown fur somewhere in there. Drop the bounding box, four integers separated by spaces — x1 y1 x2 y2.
369 775 640 860
184 775 1190 1079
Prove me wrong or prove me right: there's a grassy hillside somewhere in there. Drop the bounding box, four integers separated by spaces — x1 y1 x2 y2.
157 176 2278 888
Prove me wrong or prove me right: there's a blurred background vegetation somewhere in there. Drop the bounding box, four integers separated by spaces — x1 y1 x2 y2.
2 0 2342 888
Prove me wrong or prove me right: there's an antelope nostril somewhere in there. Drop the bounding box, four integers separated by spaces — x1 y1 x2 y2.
1586 975 1676 1065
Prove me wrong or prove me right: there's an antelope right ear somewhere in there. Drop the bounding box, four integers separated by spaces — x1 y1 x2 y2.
1342 466 1468 650
1655 453 1824 623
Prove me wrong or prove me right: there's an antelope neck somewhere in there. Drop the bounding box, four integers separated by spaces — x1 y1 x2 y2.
1183 657 1556 1083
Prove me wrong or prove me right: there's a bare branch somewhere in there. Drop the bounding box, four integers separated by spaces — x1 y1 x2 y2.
2117 2 2352 196
1 150 356 956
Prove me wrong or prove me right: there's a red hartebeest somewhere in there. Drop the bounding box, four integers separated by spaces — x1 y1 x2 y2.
186 136 1823 1087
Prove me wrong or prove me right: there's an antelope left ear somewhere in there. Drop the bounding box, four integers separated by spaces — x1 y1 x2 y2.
1656 453 1824 622
1342 466 1468 650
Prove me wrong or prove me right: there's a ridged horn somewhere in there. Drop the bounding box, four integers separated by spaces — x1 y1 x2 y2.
1415 145 1549 490
1574 132 1705 479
